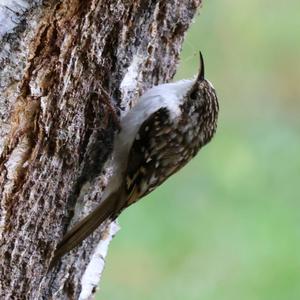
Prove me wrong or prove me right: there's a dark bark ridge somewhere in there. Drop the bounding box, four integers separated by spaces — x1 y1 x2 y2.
0 0 201 298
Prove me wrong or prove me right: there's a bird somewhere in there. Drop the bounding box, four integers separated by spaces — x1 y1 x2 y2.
50 52 219 267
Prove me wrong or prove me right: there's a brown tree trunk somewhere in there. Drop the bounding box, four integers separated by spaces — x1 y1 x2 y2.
0 0 201 298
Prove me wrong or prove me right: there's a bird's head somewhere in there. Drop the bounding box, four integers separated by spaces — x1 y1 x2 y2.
180 52 219 146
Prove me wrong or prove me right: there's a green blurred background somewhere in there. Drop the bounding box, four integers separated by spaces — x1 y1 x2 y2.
97 1 300 299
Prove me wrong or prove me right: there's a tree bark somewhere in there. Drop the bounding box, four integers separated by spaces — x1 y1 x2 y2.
0 0 201 298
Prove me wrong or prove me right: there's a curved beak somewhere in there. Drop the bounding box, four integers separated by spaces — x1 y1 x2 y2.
197 51 205 81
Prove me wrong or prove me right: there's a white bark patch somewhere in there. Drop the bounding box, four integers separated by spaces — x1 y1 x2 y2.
0 0 28 37
120 54 143 111
0 123 10 154
0 137 29 236
79 221 120 300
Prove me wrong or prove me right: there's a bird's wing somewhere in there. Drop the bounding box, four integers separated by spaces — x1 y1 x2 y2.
125 107 186 206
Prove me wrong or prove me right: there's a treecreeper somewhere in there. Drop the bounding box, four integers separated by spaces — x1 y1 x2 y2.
50 52 219 268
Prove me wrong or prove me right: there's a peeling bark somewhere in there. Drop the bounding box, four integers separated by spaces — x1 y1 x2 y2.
0 0 201 298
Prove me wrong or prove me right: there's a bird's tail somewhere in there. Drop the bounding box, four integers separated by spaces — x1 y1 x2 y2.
49 187 124 269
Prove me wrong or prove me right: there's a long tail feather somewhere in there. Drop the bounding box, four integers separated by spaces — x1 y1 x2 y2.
49 188 123 269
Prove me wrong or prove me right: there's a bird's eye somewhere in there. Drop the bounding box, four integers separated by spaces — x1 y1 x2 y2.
190 90 198 100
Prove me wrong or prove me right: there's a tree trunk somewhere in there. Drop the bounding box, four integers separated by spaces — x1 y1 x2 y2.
0 0 201 298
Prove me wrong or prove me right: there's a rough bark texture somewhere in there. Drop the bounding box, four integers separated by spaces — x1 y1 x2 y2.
0 0 201 298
